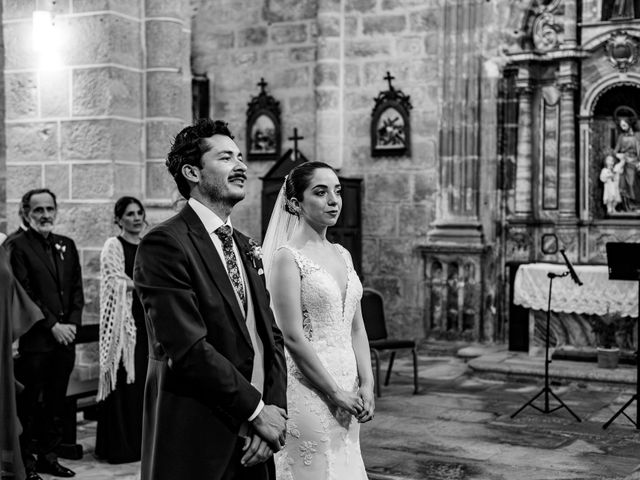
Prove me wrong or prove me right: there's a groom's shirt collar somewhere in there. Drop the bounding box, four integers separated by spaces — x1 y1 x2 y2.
188 197 233 235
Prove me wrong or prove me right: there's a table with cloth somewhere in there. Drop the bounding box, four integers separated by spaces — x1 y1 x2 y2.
513 263 638 352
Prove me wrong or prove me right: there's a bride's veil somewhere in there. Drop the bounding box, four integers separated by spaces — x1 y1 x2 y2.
261 178 298 290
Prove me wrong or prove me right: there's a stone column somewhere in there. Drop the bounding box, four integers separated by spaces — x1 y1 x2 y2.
0 0 5 232
558 62 578 219
429 0 483 243
563 0 578 49
514 72 534 217
315 0 343 169
144 1 192 202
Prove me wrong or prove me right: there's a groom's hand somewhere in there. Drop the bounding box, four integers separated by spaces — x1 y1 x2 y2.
241 433 273 467
251 404 287 451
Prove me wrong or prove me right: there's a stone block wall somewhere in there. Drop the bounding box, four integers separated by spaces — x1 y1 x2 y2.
339 2 442 338
2 0 191 374
191 0 319 236
191 0 446 338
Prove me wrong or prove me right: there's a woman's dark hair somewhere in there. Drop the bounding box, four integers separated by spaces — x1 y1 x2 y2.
114 196 145 224
166 119 234 199
284 161 337 215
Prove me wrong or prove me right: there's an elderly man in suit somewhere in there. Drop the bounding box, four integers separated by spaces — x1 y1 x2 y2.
7 188 84 480
134 119 287 480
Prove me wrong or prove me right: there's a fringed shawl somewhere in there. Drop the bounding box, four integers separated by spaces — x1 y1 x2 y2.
97 237 136 402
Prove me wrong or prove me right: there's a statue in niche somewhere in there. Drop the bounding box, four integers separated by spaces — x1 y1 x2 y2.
604 0 635 20
613 113 640 211
599 154 623 214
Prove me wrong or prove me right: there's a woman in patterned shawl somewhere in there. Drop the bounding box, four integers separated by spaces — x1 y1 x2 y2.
95 197 148 464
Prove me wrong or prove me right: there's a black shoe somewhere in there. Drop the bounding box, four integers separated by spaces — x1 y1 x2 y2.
35 459 75 477
26 471 43 480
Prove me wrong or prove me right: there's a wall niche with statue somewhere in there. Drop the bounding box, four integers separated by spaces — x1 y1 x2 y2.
601 0 640 21
590 85 640 219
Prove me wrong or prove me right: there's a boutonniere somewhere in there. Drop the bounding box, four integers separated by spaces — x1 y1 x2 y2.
54 241 67 260
246 238 264 275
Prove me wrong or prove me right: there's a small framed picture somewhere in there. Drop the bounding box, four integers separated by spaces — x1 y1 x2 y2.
371 72 412 158
246 79 281 161
541 233 558 255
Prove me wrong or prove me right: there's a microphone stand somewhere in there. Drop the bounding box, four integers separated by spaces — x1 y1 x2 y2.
602 277 639 429
511 269 581 422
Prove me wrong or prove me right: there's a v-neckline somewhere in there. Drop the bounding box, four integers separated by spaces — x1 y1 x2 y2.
290 245 351 315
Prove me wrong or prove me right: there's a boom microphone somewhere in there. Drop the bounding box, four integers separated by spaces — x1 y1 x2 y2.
559 249 583 286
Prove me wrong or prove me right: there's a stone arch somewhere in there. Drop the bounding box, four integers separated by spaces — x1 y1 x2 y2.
580 73 640 117
579 75 640 219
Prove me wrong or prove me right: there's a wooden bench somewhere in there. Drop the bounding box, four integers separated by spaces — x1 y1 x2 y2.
58 323 99 460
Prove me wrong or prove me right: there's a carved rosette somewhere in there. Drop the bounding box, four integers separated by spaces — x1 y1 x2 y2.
605 32 639 73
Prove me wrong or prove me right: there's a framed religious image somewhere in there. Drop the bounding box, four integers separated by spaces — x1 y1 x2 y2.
540 233 558 255
371 71 412 158
246 78 281 161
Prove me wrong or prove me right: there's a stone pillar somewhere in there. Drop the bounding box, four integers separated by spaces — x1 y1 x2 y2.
0 0 5 232
315 0 343 169
429 0 483 243
514 72 534 218
144 1 192 203
557 62 578 219
563 0 578 49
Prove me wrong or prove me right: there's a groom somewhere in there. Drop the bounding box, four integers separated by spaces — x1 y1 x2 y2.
134 119 287 480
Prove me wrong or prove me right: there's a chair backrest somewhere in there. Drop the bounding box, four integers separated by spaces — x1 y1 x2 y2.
361 288 389 341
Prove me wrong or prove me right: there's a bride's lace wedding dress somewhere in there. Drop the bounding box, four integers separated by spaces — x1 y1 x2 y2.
275 244 368 480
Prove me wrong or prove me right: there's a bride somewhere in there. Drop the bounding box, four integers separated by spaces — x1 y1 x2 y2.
262 161 374 479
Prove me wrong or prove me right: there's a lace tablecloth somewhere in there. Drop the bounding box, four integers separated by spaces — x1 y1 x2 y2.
513 263 638 317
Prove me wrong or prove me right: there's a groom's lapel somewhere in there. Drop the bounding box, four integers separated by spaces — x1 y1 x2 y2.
181 206 252 349
234 231 275 342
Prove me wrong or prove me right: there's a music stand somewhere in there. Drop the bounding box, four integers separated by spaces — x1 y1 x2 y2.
602 242 639 430
511 250 582 422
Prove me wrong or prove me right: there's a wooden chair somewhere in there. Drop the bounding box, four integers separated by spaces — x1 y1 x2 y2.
361 288 419 397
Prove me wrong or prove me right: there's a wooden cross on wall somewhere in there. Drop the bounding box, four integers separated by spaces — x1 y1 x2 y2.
289 128 304 162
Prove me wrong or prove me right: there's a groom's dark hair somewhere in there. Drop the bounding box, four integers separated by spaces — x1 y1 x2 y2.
166 119 234 199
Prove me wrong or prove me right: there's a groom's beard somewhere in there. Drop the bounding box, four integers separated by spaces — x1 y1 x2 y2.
201 177 246 208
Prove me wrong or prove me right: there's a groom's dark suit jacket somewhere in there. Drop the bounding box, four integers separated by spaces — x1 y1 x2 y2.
134 204 287 480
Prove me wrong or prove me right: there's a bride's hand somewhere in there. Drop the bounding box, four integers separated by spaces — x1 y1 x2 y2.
330 388 364 415
356 387 375 423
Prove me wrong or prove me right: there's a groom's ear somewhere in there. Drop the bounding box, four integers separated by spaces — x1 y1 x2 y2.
182 164 200 184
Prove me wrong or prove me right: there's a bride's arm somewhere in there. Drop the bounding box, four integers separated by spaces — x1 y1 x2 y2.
351 303 375 422
270 248 363 415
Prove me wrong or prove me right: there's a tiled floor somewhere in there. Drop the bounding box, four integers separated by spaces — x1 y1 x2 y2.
37 350 640 479
41 421 140 480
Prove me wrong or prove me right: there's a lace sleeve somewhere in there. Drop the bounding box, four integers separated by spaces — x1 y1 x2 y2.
98 237 136 401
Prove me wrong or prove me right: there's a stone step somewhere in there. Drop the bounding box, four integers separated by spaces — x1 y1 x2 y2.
468 349 637 390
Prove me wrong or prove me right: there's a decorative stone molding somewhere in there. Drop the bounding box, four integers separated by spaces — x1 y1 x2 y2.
532 12 561 52
605 31 639 73
558 76 579 91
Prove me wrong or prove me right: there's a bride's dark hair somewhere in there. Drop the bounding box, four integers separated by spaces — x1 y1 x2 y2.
284 161 337 215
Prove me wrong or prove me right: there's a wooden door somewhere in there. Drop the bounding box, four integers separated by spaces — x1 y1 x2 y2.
327 178 362 277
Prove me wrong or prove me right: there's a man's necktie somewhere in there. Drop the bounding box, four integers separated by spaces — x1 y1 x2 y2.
215 225 246 310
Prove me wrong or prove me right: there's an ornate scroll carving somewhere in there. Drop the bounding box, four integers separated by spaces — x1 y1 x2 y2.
532 12 561 52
